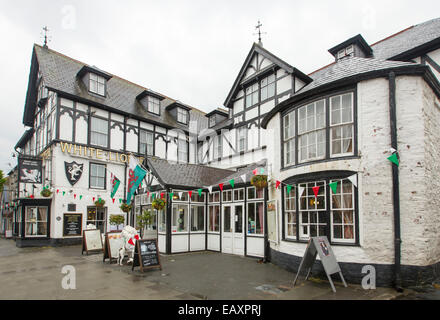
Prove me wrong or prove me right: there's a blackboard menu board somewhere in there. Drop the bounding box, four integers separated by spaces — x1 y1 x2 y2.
63 213 82 237
132 239 162 272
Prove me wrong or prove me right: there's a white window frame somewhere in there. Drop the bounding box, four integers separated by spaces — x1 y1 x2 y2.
329 93 354 158
214 134 223 159
298 181 327 240
247 201 264 236
89 73 106 96
172 204 189 233
208 204 220 233
90 163 106 189
233 188 245 202
140 130 154 156
222 190 232 202
284 186 296 240
297 99 326 163
24 206 48 237
147 96 160 115
208 191 220 203
237 126 247 152
283 111 295 166
177 139 188 163
245 83 259 108
330 178 356 243
90 116 108 148
247 186 264 201
177 107 188 124
190 204 205 233
260 74 275 101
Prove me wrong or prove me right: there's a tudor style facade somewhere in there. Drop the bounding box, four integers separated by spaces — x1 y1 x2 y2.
9 17 440 286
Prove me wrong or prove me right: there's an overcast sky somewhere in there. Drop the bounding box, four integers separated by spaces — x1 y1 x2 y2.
0 0 439 174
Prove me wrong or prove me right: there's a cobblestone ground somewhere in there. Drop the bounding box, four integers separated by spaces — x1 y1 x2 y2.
0 239 410 300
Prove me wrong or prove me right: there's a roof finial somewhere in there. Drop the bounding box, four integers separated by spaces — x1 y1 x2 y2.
254 20 266 46
41 26 50 48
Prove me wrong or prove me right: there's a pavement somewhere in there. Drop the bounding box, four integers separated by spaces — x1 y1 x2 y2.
0 238 424 300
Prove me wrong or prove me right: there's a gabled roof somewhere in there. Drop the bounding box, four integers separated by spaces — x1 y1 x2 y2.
14 128 34 150
223 42 312 108
23 44 207 131
371 17 440 60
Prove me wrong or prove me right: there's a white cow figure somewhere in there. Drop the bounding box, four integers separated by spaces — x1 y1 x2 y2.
118 225 138 265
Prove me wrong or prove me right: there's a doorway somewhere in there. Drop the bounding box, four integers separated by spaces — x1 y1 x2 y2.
222 203 244 255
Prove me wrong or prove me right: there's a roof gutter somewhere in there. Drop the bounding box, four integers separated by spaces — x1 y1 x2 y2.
388 72 403 292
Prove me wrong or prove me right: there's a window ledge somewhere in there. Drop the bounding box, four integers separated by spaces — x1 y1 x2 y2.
281 155 360 171
281 238 360 247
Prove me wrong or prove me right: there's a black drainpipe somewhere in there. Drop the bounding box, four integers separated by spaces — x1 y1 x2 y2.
389 72 403 291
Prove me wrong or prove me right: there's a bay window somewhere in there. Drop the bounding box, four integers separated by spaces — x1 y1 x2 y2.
208 205 220 232
281 90 356 168
190 205 205 232
172 204 188 233
282 174 357 244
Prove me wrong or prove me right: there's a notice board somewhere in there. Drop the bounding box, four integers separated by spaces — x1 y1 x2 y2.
293 236 347 292
132 239 162 272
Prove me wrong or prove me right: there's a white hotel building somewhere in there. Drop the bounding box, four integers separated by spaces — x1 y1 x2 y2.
11 17 440 287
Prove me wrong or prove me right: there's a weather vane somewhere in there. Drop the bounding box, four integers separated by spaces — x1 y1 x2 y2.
41 26 51 48
254 20 266 45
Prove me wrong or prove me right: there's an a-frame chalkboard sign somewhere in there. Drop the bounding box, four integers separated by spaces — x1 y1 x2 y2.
293 236 347 292
132 239 162 272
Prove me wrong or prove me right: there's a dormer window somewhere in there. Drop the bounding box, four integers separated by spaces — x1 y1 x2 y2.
177 107 188 124
89 73 106 96
146 96 160 115
337 45 354 60
209 116 216 127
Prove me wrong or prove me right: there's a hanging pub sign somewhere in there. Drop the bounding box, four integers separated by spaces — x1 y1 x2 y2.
63 213 82 237
293 236 347 293
132 239 162 272
18 158 42 184
81 229 103 255
64 161 84 186
103 231 124 263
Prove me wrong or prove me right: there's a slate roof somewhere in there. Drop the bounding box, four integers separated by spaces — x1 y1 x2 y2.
371 17 440 60
146 157 234 188
30 44 207 131
146 157 267 188
299 57 417 94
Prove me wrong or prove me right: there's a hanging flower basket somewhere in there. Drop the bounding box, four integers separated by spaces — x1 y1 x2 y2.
40 188 52 198
152 198 166 210
95 199 105 207
120 203 133 213
251 175 268 189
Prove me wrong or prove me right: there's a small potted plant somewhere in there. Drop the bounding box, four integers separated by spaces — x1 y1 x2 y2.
95 199 105 207
251 174 268 190
152 197 166 210
120 202 133 213
40 188 52 198
109 214 125 231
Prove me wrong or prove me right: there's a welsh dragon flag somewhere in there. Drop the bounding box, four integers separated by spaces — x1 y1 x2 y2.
110 172 121 199
126 155 147 205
